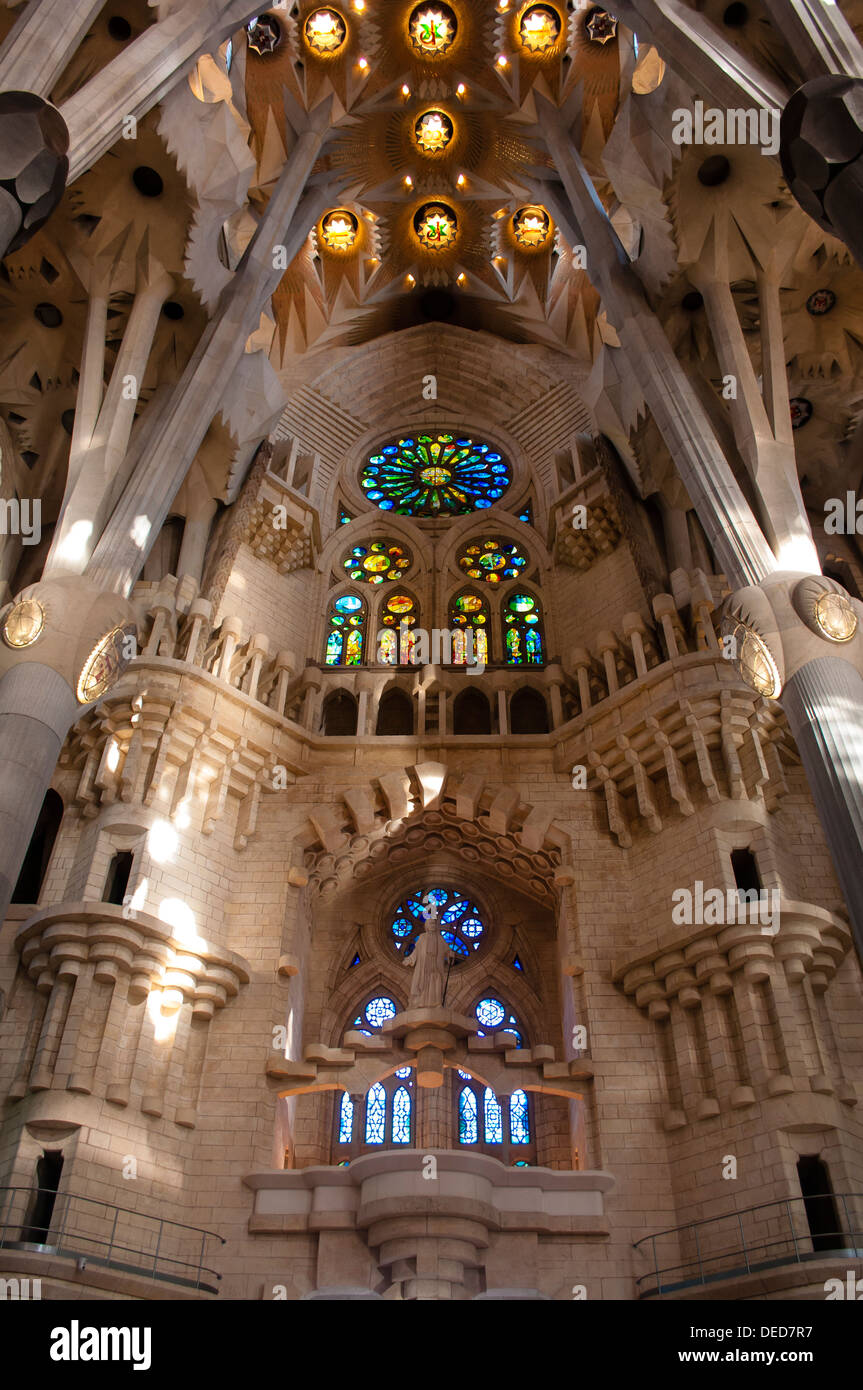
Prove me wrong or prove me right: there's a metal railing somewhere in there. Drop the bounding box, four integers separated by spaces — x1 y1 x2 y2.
0 1187 225 1294
634 1193 863 1297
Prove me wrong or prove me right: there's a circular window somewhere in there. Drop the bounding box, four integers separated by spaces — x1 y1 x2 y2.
350 995 398 1036
361 434 511 517
390 888 486 958
459 537 528 584
342 539 412 583
414 109 454 153
409 3 457 55
475 996 523 1045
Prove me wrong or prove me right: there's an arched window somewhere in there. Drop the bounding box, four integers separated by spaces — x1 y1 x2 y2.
389 887 485 959
449 590 489 665
503 591 544 665
376 687 414 735
321 689 358 735
453 687 491 734
361 434 511 516
458 536 528 586
12 788 63 904
342 538 413 585
335 994 415 1158
510 687 549 734
455 997 532 1160
376 591 420 665
324 593 366 666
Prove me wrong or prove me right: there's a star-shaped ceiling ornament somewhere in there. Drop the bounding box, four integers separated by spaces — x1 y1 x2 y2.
246 15 282 56
585 7 618 44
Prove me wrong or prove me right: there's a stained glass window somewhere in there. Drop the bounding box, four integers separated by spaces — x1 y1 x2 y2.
365 995 397 1028
392 1086 411 1143
338 1092 354 1143
484 1088 503 1144
458 536 528 585
365 1083 386 1144
390 887 485 957
475 997 523 1046
360 434 510 517
510 1089 530 1144
459 1086 478 1143
449 590 489 666
343 538 412 584
324 592 366 666
338 506 353 525
504 592 544 666
377 592 419 664
518 501 533 525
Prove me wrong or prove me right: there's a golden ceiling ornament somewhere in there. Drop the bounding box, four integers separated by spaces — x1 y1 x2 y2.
513 204 552 248
792 575 859 644
728 619 782 699
76 623 137 705
409 3 457 55
321 208 359 251
518 4 562 53
414 109 454 153
304 7 347 53
414 202 458 250
814 590 858 642
2 596 45 648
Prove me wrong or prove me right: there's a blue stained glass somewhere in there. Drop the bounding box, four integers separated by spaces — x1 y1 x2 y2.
365 1083 386 1143
365 996 397 1028
476 997 506 1028
338 507 352 525
392 887 485 955
395 1066 412 1078
335 595 362 612
526 628 542 662
338 1092 354 1143
510 1089 530 1144
484 1088 503 1144
513 956 523 970
360 433 511 517
459 1087 478 1143
350 954 360 966
325 631 343 665
392 1087 411 1143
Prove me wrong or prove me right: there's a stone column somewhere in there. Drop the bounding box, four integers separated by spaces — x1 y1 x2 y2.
0 0 105 98
782 656 863 964
0 663 77 917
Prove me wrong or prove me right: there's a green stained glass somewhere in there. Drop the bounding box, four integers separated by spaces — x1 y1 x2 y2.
360 434 510 517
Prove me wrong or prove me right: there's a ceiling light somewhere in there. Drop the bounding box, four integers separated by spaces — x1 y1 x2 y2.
456 82 466 95
358 55 368 68
496 54 508 66
456 173 465 187
402 83 411 96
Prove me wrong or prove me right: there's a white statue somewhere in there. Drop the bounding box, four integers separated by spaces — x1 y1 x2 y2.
404 903 458 1008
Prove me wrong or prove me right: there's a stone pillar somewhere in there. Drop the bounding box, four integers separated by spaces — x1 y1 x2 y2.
0 663 77 917
176 496 218 586
782 656 863 964
0 0 104 98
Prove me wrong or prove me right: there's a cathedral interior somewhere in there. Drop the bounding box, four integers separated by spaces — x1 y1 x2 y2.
1 0 863 1305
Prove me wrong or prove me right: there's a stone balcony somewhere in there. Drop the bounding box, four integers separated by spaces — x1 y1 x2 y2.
245 1149 613 1299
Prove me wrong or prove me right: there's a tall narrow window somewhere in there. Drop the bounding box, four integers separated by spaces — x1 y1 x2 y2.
484 1088 503 1143
12 789 63 904
503 592 544 665
324 593 366 666
797 1155 843 1252
459 1086 478 1143
365 1083 387 1144
321 689 358 736
377 592 420 664
339 1092 354 1143
449 590 490 665
104 851 133 905
392 1087 412 1143
21 1150 64 1244
731 848 761 895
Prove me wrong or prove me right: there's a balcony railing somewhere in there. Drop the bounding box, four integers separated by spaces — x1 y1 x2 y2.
634 1193 863 1297
0 1187 224 1294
